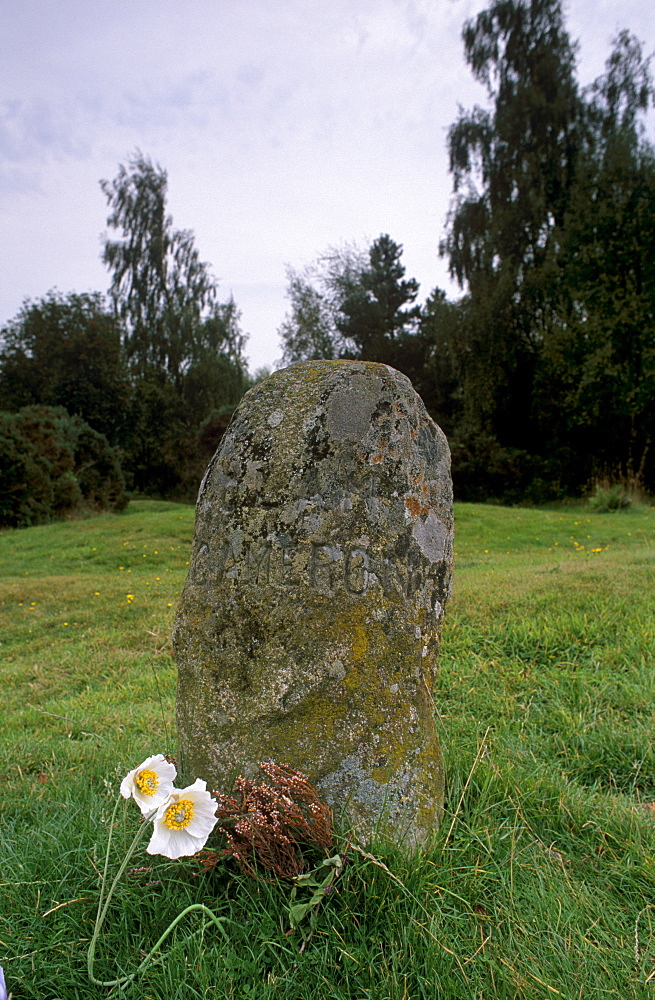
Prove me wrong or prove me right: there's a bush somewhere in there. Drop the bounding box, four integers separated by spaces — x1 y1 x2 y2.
586 475 654 513
588 483 630 513
0 406 127 528
0 290 129 444
449 430 541 504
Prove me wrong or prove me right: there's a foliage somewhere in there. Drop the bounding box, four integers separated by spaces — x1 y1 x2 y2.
278 235 420 367
0 290 129 444
438 0 582 463
585 473 651 512
278 265 338 364
336 234 420 360
534 33 655 489
433 0 655 499
2 500 655 997
0 239 248 505
99 152 249 497
287 854 344 930
273 3 655 504
101 151 219 384
0 409 62 528
0 405 126 528
442 0 581 288
416 288 471 435
587 482 632 513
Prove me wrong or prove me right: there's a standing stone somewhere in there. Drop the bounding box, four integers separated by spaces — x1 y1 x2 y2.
174 360 453 849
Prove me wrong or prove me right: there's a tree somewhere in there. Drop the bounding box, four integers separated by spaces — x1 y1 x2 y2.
337 234 420 360
417 289 469 436
101 151 220 384
278 266 337 365
586 29 653 141
439 7 655 498
534 32 655 489
278 235 420 366
121 303 249 497
0 291 129 444
440 0 583 450
184 297 249 414
277 242 368 364
100 152 250 497
442 0 581 289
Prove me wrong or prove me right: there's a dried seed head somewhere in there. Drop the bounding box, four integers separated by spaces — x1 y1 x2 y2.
208 762 333 879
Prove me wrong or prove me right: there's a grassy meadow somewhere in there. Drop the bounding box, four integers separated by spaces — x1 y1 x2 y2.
1 498 655 998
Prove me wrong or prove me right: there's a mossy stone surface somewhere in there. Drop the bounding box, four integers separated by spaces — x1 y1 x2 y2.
174 360 453 848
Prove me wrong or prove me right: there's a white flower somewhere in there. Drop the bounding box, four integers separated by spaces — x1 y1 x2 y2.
120 754 177 815
147 779 218 859
0 964 10 1000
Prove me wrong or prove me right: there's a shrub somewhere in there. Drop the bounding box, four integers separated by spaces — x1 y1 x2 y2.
588 483 631 512
586 476 651 513
0 405 127 527
0 412 58 526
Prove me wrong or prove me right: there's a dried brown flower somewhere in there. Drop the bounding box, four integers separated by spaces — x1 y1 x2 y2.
201 762 333 880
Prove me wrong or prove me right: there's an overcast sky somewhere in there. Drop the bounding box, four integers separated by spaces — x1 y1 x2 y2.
2 0 653 372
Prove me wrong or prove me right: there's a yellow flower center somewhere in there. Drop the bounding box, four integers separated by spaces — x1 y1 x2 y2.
163 799 194 830
135 769 159 796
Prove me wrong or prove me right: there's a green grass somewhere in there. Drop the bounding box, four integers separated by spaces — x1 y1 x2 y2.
1 499 655 998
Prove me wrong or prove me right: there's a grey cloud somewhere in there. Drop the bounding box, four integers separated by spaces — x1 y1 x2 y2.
0 98 92 195
0 98 89 163
236 64 266 88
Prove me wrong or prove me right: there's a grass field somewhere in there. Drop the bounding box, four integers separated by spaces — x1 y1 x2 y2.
1 498 654 999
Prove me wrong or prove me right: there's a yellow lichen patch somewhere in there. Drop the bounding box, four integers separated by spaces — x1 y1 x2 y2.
351 626 369 662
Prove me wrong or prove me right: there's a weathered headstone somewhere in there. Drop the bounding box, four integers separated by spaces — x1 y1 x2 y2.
174 360 453 848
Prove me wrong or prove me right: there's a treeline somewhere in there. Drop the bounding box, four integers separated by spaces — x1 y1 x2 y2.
279 1 655 503
2 0 654 522
0 155 250 527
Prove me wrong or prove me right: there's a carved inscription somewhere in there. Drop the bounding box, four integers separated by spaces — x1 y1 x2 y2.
198 534 450 609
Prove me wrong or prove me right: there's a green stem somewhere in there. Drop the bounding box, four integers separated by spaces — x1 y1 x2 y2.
87 801 229 989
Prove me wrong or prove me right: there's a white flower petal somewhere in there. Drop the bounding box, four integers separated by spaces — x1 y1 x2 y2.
147 779 218 859
119 754 177 815
146 825 206 859
184 798 221 838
